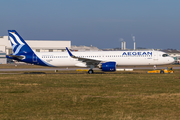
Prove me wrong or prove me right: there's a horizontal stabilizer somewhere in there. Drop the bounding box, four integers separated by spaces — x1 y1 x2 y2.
6 55 25 59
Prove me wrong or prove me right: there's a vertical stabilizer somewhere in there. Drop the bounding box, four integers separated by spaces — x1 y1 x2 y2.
7 30 53 66
8 30 33 55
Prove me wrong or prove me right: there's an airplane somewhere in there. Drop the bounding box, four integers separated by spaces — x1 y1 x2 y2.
6 30 174 74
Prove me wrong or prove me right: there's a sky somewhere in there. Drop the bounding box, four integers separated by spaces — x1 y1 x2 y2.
0 0 180 49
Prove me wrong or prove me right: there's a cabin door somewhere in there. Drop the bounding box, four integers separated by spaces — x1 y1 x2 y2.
153 52 158 61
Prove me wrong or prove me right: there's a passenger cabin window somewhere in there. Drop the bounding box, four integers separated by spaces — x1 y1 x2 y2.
162 54 169 57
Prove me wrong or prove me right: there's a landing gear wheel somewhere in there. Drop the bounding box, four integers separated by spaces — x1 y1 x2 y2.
88 69 94 74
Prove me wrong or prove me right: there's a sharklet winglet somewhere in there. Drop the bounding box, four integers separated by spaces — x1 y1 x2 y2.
66 47 74 57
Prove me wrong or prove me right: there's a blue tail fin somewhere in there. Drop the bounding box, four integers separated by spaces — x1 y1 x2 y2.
7 30 53 66
8 30 34 55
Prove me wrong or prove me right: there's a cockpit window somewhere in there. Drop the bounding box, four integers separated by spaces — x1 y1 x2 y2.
162 54 169 57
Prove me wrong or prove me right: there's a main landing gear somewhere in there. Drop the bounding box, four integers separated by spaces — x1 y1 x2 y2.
88 69 94 74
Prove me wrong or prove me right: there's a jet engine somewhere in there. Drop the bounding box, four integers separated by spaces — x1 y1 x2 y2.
99 62 116 71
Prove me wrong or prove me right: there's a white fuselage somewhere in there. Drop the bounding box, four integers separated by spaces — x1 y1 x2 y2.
35 50 174 67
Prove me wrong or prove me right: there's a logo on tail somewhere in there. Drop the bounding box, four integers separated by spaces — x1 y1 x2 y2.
7 30 54 67
9 32 25 55
8 30 33 55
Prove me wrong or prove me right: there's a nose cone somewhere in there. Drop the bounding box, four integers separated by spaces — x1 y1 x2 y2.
169 57 175 64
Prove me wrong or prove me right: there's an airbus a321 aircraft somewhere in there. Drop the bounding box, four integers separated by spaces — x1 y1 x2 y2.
6 30 174 74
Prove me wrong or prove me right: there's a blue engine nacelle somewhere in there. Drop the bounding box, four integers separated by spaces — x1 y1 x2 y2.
101 62 116 72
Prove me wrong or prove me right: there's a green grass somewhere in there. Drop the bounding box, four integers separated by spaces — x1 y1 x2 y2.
0 69 180 119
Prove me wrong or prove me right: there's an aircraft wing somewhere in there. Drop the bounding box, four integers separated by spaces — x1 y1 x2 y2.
66 47 102 66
